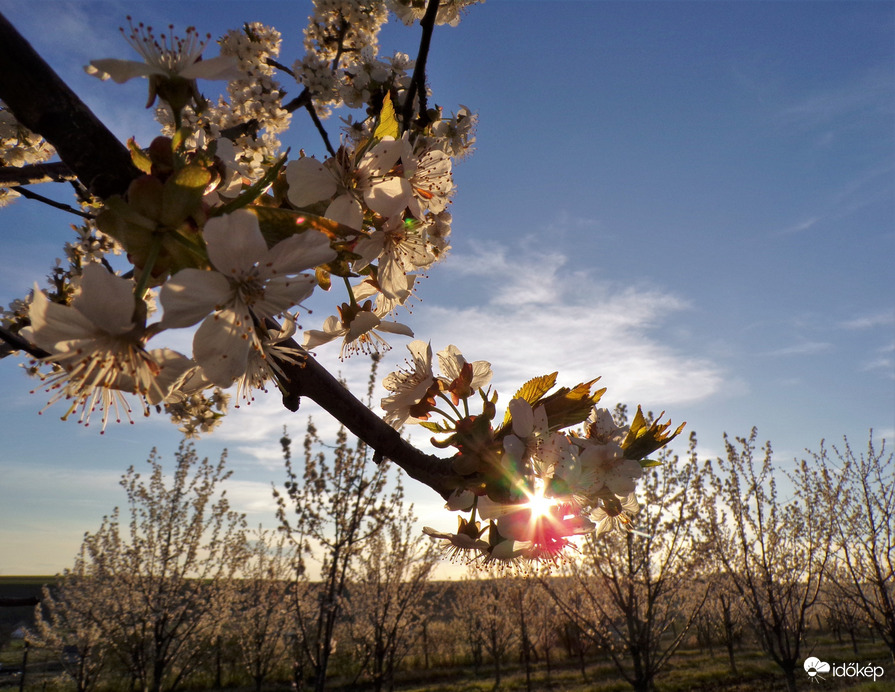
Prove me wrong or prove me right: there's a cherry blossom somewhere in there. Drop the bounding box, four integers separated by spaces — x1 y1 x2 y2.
24 264 187 430
381 339 437 428
159 209 335 386
87 19 241 109
285 138 409 231
303 300 414 360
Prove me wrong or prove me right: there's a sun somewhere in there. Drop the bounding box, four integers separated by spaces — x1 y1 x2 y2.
523 478 557 522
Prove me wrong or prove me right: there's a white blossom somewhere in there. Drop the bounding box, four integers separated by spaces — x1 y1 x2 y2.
160 209 335 386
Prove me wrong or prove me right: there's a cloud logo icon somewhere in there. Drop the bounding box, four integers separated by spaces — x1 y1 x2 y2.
804 657 831 679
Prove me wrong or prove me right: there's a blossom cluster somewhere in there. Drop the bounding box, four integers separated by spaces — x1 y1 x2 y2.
0 103 56 207
0 2 475 438
382 341 685 568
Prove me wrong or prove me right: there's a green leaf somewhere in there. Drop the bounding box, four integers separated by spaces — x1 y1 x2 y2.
418 420 450 433
373 92 400 140
127 138 152 174
501 372 557 427
249 207 366 247
539 379 606 432
621 406 686 460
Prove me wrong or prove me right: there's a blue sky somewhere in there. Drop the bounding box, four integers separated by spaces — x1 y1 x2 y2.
0 1 892 575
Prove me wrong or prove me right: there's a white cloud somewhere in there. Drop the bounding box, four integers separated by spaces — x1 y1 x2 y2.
407 242 723 409
839 310 895 330
762 341 832 357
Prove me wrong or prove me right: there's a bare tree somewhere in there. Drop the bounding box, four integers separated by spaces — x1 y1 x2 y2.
699 572 745 675
32 547 110 692
34 442 247 692
348 482 438 691
462 574 518 690
543 431 708 692
702 429 844 692
274 356 396 692
448 580 487 675
227 527 293 692
814 433 894 661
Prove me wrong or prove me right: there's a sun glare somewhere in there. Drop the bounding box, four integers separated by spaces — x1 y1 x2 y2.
524 480 557 521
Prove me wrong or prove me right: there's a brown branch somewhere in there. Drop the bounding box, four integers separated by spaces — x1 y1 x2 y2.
275 350 464 500
0 12 140 199
14 185 94 218
0 596 39 607
0 161 77 187
401 0 440 129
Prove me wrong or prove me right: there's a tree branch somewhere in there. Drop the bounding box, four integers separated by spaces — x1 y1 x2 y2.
14 185 94 218
275 350 463 500
0 161 77 187
401 0 440 128
0 13 140 199
0 325 49 359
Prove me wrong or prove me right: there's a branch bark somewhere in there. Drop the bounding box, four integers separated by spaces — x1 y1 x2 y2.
0 12 140 199
0 161 77 187
276 352 462 500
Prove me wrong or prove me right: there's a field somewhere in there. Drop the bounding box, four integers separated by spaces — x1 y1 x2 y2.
2 577 892 692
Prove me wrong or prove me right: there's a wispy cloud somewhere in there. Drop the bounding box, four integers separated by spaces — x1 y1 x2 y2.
762 341 832 357
411 241 723 408
839 310 895 330
858 341 895 380
776 64 895 131
773 216 823 236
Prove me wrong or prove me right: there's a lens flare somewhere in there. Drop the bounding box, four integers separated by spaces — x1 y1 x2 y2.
523 478 557 522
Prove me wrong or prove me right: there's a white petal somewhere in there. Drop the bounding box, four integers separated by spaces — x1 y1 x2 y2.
469 361 493 389
352 235 385 268
285 157 339 207
192 311 251 387
359 137 402 176
87 58 161 83
436 344 466 381
145 348 194 405
204 210 268 276
374 319 414 337
265 230 336 276
255 275 317 317
378 255 410 301
28 288 97 351
364 176 411 219
324 194 364 231
303 315 344 349
73 263 136 335
509 399 534 438
179 55 242 81
345 310 382 342
160 268 232 329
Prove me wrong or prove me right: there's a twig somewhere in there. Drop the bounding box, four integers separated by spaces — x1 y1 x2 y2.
14 185 94 219
304 101 337 158
401 0 440 129
0 161 77 187
265 57 295 78
0 325 49 359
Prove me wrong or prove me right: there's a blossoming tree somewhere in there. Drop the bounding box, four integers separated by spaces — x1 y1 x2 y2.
0 0 684 569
